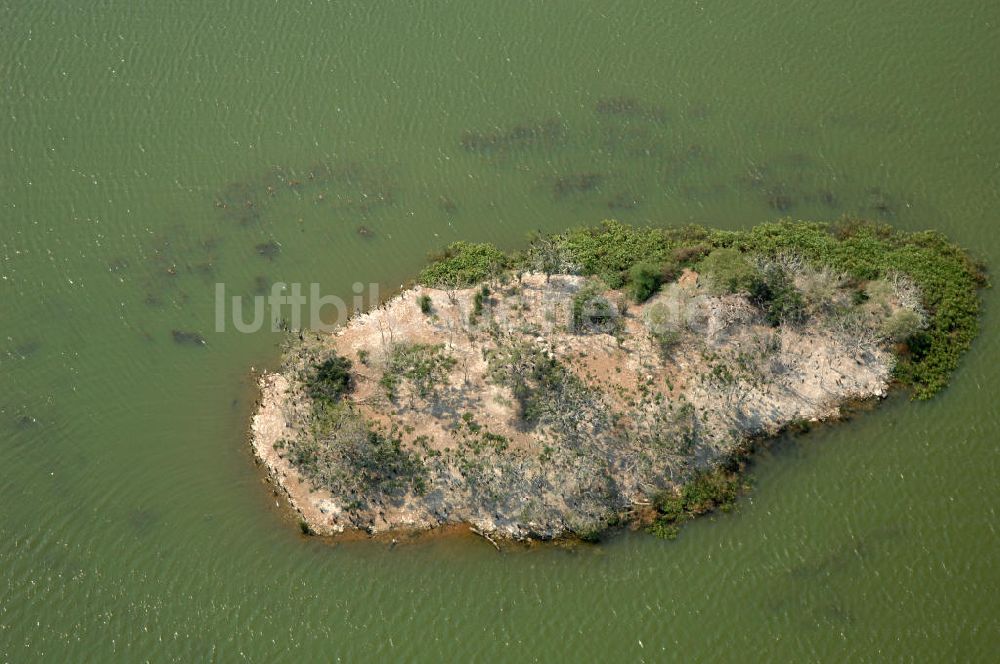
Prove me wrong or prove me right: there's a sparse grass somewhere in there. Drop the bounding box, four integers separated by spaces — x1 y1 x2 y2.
381 343 457 401
287 400 427 499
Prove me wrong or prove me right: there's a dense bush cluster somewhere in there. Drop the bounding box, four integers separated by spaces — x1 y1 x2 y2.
417 218 984 398
648 465 744 540
730 220 985 397
305 354 353 405
418 241 508 287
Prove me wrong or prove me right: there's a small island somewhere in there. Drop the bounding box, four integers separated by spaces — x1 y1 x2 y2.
251 220 984 541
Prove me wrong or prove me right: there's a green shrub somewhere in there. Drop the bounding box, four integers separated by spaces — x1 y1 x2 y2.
628 261 667 302
698 248 760 294
419 241 507 287
643 303 682 356
519 353 567 423
648 466 743 539
417 294 433 314
470 285 490 321
575 526 604 543
306 354 353 405
864 278 894 312
748 267 806 326
571 285 618 334
673 244 711 266
524 230 567 279
881 308 924 342
648 519 681 540
525 220 713 289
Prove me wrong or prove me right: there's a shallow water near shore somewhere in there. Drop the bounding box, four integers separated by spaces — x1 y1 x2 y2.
2 0 998 659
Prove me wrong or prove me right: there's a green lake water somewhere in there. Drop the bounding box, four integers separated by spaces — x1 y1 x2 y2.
2 0 998 659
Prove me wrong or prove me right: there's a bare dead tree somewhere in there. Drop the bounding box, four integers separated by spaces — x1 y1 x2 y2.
378 319 390 360
445 274 459 305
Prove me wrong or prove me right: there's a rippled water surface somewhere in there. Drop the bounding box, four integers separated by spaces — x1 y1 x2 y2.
2 1 998 659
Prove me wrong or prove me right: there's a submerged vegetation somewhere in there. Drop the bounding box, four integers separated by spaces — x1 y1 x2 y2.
649 464 746 540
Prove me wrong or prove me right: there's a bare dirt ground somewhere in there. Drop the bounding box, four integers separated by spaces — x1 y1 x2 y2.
252 270 904 540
